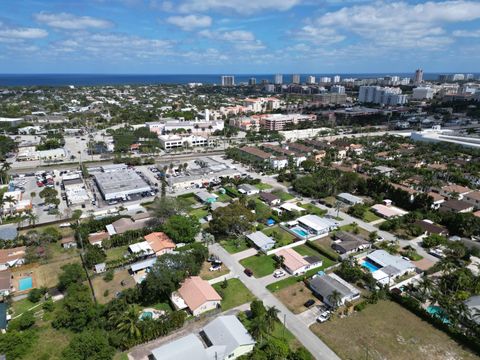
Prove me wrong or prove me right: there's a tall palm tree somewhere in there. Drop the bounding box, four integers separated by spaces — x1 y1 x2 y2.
249 316 268 343
328 290 342 310
111 304 142 340
3 195 17 216
26 212 38 228
265 306 279 333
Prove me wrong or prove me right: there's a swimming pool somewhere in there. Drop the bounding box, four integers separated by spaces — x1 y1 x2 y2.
361 260 380 272
291 226 309 238
19 277 33 291
426 306 450 324
140 311 153 320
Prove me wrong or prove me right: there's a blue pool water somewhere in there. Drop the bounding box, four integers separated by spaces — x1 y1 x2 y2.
426 306 450 324
140 311 153 320
362 260 380 272
291 227 309 238
19 277 33 291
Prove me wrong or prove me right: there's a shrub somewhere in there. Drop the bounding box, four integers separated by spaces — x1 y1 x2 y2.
354 302 367 312
103 270 114 282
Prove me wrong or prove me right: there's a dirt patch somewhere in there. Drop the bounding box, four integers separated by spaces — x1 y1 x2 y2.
274 282 319 314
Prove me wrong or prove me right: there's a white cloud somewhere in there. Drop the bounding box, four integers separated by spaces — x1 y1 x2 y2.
34 12 113 30
453 29 480 37
166 14 212 30
293 26 345 45
177 0 301 14
0 27 48 39
297 0 480 50
199 29 255 41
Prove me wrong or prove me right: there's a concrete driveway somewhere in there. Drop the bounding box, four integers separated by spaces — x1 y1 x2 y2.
297 305 324 327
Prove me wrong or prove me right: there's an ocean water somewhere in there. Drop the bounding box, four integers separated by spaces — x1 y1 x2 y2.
0 73 473 87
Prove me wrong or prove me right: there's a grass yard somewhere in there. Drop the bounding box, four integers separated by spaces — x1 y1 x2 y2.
240 254 277 278
105 245 128 262
220 238 250 254
215 192 233 202
311 300 479 360
91 269 136 304
150 302 173 313
213 278 255 310
300 203 328 217
189 207 209 220
177 192 199 206
10 298 40 317
272 190 295 201
363 209 381 222
262 226 297 247
199 261 230 281
22 326 73 360
339 224 371 238
255 183 273 190
274 282 319 314
321 196 337 207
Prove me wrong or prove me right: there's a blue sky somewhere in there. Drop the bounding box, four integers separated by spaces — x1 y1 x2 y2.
0 0 480 73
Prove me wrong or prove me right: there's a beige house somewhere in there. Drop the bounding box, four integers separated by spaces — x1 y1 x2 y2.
171 276 222 316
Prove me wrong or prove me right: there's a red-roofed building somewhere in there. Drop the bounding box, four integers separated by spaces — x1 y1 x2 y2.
144 232 176 256
172 276 222 316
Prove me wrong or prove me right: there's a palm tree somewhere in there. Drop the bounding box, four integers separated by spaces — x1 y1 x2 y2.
249 316 268 343
265 306 279 333
3 195 17 216
111 304 142 340
327 290 342 310
26 212 38 228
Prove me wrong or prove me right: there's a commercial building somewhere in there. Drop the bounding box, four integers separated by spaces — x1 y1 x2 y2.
314 93 347 105
94 168 151 201
221 76 235 86
258 113 316 131
411 126 480 149
0 117 24 127
63 173 89 206
158 135 216 150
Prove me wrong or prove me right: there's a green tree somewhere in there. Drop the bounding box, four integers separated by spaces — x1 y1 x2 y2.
0 330 37 359
84 245 107 268
163 215 200 243
62 329 114 360
327 290 342 310
209 202 255 237
110 304 142 340
57 263 86 291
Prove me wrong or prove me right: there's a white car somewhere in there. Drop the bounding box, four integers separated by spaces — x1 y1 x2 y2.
273 270 286 278
316 311 331 323
209 265 222 272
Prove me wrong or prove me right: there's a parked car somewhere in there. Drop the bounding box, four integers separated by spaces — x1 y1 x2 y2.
244 268 253 277
209 265 222 272
316 311 331 323
304 299 315 308
273 270 286 278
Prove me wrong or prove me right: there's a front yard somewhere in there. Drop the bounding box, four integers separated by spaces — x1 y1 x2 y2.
271 190 295 201
310 300 479 360
239 254 277 278
199 261 230 281
300 203 328 217
220 237 250 254
213 278 255 310
274 282 319 314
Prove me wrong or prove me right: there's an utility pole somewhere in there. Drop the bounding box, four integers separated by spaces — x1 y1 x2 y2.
282 314 286 340
77 221 97 304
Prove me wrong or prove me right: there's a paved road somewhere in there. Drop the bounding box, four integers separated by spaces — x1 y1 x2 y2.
210 243 341 360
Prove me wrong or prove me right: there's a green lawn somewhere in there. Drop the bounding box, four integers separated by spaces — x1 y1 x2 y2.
10 298 39 317
105 245 128 262
189 207 209 219
363 209 381 222
272 190 295 201
262 226 296 247
255 183 273 190
240 254 277 278
300 203 328 217
22 326 73 360
294 244 322 257
220 238 250 254
177 193 199 206
215 192 233 202
150 302 173 313
267 276 299 292
213 278 255 310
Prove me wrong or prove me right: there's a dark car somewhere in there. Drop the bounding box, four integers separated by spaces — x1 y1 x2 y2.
244 268 253 277
304 299 315 308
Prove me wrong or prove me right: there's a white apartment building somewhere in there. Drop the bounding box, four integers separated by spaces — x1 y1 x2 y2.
331 85 345 94
158 135 216 150
412 87 435 100
221 76 235 86
274 74 283 85
333 75 341 83
319 77 332 83
358 86 408 106
306 76 316 84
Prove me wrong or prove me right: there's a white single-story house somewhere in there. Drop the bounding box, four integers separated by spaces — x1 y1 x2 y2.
238 184 259 196
337 193 364 205
297 214 338 236
364 250 415 285
246 231 276 253
275 248 322 275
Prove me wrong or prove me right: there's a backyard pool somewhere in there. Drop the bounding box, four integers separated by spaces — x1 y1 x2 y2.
291 226 309 238
140 311 153 320
361 260 381 272
18 277 33 291
427 305 450 324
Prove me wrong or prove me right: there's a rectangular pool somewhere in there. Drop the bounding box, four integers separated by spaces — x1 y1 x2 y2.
291 226 309 238
19 277 33 291
362 260 380 272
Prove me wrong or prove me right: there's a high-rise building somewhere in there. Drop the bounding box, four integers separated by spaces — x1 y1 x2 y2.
274 74 283 85
333 75 341 83
292 74 301 84
466 74 475 81
221 76 235 86
248 77 257 86
414 69 423 84
358 86 407 105
330 85 345 94
319 77 331 83
453 73 465 81
306 76 316 84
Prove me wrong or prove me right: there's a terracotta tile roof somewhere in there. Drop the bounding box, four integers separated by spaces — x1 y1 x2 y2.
144 232 175 253
178 276 222 312
276 248 309 272
0 246 26 264
88 231 110 244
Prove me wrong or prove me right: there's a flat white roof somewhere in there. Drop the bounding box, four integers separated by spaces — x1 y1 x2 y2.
128 241 154 255
297 214 337 231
